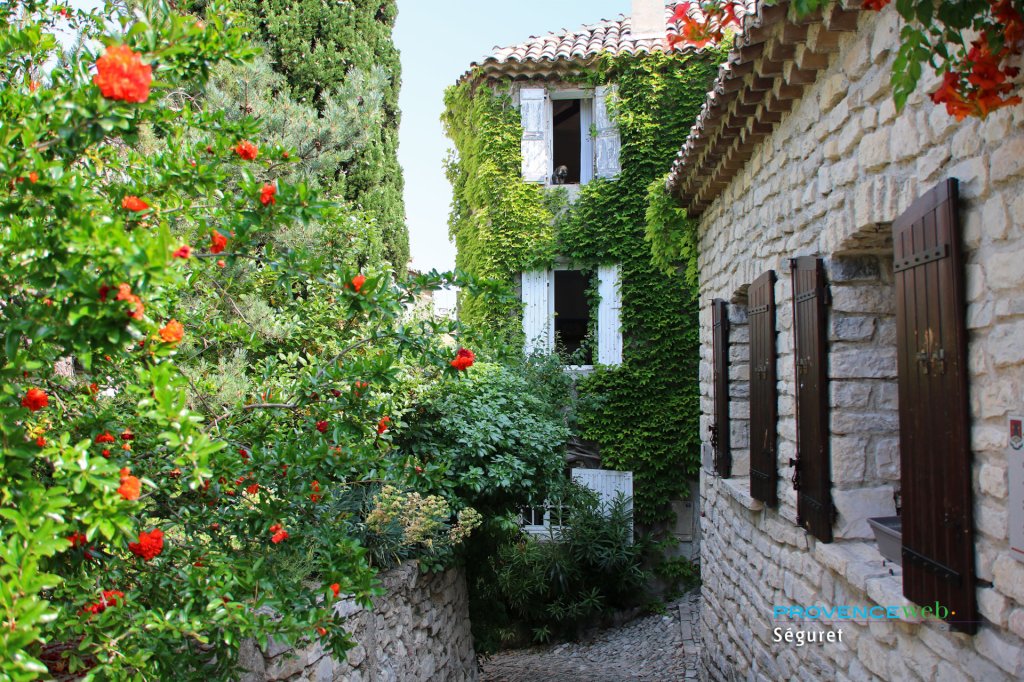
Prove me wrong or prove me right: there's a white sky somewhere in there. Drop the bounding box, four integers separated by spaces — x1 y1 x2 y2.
395 0 630 281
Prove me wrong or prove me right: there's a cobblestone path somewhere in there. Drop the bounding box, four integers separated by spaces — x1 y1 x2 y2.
479 590 701 682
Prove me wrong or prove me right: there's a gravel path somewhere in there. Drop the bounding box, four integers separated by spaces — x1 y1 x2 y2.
479 590 701 682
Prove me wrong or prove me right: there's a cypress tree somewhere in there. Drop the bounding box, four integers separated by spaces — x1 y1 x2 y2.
231 0 409 269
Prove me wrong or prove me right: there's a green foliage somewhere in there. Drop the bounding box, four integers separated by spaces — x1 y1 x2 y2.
486 484 647 646
442 82 559 343
229 0 408 267
0 2 474 678
644 173 698 288
396 359 571 516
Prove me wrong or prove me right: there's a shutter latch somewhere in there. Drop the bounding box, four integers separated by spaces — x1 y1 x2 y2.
789 458 800 490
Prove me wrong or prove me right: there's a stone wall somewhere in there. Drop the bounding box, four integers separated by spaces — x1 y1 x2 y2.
239 563 477 682
694 5 1024 681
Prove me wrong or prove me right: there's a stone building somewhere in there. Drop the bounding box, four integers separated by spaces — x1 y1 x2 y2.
665 1 1024 680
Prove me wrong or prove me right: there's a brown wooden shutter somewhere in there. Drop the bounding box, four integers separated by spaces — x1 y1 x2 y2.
893 179 977 634
711 298 731 477
790 257 833 542
749 270 778 505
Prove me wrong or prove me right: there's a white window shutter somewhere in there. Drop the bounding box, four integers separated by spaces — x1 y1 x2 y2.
522 269 551 354
520 88 550 183
594 85 621 179
572 468 633 542
597 264 622 365
579 97 594 185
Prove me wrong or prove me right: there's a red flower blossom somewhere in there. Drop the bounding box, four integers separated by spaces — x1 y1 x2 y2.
28 171 38 183
172 244 192 259
377 416 391 435
98 284 111 302
317 626 327 636
93 44 152 103
269 523 289 544
351 274 366 293
239 448 250 461
450 348 476 371
311 480 321 503
329 582 340 598
246 483 260 495
128 528 164 561
118 467 141 501
863 0 891 10
210 231 228 254
233 140 258 161
21 388 48 411
316 420 329 433
36 436 46 447
95 431 116 444
83 589 124 615
216 259 226 268
121 195 148 212
114 283 145 320
260 183 276 206
102 449 111 458
68 532 88 548
89 382 99 395
120 429 134 441
159 319 184 344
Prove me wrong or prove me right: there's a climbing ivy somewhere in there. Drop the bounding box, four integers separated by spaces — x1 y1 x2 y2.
443 50 721 523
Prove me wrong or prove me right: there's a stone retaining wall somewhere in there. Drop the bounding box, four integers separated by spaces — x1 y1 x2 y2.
239 563 477 681
694 4 1024 681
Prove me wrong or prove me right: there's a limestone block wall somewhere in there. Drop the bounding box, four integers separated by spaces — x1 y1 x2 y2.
695 5 1024 681
239 563 477 682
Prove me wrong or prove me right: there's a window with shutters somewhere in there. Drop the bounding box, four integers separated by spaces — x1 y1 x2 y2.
519 85 619 186
790 257 833 542
521 264 622 368
892 179 977 634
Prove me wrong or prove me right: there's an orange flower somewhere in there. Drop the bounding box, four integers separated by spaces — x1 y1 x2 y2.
216 259 226 268
233 140 258 160
114 283 145 320
95 431 116 445
269 523 289 544
159 319 184 344
450 348 476 371
21 388 48 411
118 468 141 501
260 183 276 206
27 171 38 183
128 528 164 561
210 231 228 254
172 245 192 259
329 582 340 598
377 416 391 435
351 274 366 293
121 196 148 212
93 44 152 103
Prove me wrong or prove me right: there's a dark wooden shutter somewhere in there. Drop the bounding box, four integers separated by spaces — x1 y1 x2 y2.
790 257 832 542
711 298 731 477
749 270 778 505
893 179 977 634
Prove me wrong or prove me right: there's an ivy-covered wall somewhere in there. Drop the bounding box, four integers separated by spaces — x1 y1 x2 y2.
231 0 409 268
443 51 720 524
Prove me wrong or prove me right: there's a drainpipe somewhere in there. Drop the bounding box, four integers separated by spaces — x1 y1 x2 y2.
631 0 666 39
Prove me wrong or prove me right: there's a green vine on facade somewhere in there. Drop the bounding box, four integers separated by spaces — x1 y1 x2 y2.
443 49 721 523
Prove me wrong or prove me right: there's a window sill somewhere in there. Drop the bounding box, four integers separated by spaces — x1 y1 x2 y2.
563 364 594 376
718 476 764 512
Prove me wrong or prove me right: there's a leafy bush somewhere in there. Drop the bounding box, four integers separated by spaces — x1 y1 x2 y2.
486 484 648 647
0 2 478 678
396 357 572 516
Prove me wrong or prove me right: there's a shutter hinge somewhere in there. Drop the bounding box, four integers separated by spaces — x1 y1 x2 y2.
823 285 832 306
789 458 800 490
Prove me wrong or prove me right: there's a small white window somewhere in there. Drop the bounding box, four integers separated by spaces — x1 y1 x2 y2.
521 265 622 367
520 86 619 186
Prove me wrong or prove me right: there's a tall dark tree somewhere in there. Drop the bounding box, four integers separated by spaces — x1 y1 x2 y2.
231 0 409 268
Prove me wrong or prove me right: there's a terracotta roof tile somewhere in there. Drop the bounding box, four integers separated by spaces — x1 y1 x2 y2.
459 3 692 83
